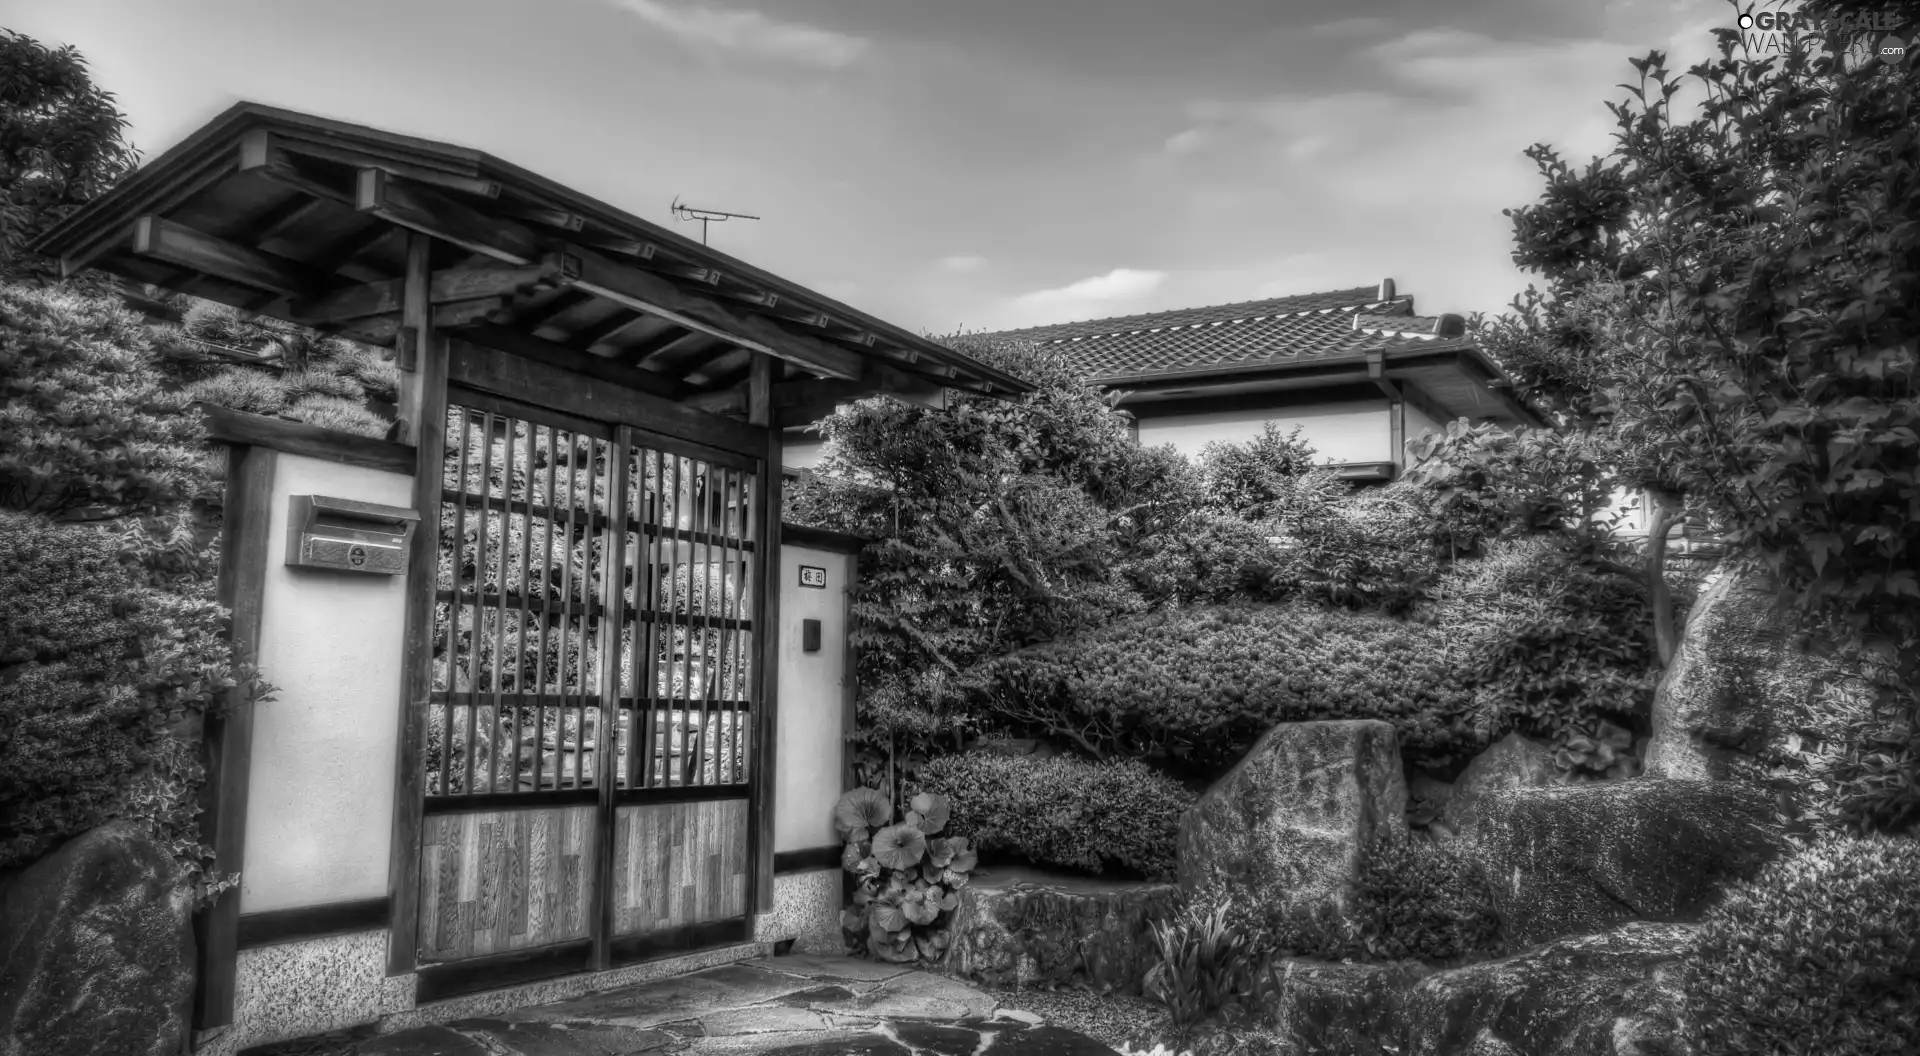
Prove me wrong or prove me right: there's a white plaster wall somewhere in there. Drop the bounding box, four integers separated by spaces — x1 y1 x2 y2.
1136 400 1391 464
774 544 853 853
1405 400 1448 446
242 454 412 913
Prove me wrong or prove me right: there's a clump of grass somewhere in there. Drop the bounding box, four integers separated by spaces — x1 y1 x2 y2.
186 367 287 415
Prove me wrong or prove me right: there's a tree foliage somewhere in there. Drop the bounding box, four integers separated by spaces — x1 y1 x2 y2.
1489 3 1920 704
0 30 139 288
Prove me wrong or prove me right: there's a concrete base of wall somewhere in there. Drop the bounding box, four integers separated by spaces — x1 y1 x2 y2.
193 932 776 1054
759 868 845 956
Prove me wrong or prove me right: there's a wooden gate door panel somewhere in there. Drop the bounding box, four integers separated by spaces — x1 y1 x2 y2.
421 376 762 975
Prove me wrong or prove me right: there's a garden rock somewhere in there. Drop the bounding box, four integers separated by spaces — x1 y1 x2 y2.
1645 567 1856 789
1177 719 1407 921
941 866 1178 994
1466 779 1784 946
1441 732 1557 835
1401 922 1693 1056
1257 958 1432 1056
0 820 195 1056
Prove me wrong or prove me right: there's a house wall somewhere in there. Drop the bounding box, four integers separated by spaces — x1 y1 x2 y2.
242 454 411 914
1405 400 1447 448
1135 399 1392 464
773 544 855 854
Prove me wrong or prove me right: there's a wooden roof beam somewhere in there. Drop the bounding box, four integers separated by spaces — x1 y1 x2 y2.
355 169 864 381
284 256 570 324
451 322 693 401
128 215 336 298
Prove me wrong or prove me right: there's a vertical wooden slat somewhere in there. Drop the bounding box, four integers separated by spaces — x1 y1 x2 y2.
510 418 534 790
592 428 631 971
490 415 517 793
387 229 445 976
526 809 550 942
555 432 579 790
443 408 472 793
193 442 276 1030
466 410 496 793
725 467 744 785
532 424 557 793
638 446 661 789
510 810 530 937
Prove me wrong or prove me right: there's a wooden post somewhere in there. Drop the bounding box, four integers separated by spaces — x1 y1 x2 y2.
747 354 781 918
193 443 277 1032
386 230 445 976
592 426 631 972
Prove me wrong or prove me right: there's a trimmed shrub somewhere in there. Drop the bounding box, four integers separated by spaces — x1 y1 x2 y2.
913 752 1192 880
285 394 387 437
1683 833 1920 1055
281 367 365 404
969 602 1476 776
186 366 287 416
1339 836 1501 963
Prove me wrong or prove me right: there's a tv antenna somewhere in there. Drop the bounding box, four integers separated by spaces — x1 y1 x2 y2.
670 197 760 246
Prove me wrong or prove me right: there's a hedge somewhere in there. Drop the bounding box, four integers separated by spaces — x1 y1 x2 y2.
913 752 1193 881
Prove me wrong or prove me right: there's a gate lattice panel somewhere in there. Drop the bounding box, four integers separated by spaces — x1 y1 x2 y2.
422 392 759 964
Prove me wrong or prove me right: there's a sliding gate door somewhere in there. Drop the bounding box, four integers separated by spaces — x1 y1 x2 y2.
418 387 761 992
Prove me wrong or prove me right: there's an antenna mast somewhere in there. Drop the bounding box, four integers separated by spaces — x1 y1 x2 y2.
670 197 760 246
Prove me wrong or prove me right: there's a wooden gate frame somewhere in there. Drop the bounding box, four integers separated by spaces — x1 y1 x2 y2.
385 247 786 983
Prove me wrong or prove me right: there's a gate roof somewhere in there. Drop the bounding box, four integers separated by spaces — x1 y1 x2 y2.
33 102 1031 418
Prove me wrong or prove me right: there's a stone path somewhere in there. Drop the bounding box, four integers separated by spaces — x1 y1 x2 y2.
303 954 1121 1056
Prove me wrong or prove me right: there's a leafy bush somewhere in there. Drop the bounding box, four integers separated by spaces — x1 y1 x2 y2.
835 787 977 963
0 512 263 871
1403 419 1634 558
969 602 1476 776
1683 833 1920 1056
1337 836 1501 963
912 752 1192 880
1435 536 1664 745
1781 659 1920 837
0 285 216 518
1199 423 1344 522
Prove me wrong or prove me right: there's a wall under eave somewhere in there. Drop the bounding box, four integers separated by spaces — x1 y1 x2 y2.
773 544 854 854
242 454 410 913
1135 398 1392 463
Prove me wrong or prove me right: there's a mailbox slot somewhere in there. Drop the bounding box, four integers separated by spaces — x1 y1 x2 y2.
286 495 419 576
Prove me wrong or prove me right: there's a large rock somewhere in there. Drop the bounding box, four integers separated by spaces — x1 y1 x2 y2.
941 865 1177 995
0 820 195 1056
1402 922 1693 1056
1256 958 1433 1056
1442 732 1559 834
1467 779 1784 946
1645 567 1857 788
1177 719 1407 920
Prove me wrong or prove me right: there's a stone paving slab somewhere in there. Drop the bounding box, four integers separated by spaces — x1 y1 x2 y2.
334 954 1118 1056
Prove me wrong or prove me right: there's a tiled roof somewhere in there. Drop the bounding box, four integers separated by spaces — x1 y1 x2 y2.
985 286 1473 382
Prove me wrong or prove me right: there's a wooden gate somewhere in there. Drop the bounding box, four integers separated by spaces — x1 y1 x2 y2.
415 383 762 995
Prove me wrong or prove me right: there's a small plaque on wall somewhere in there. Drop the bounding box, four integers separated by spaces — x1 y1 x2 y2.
798 565 827 588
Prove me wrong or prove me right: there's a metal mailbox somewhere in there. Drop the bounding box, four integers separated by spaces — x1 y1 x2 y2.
285 495 419 576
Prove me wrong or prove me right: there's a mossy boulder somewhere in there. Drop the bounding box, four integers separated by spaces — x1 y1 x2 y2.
1178 719 1408 920
1442 732 1557 835
1466 779 1786 945
940 866 1178 994
0 821 195 1056
1401 922 1693 1056
1256 958 1434 1056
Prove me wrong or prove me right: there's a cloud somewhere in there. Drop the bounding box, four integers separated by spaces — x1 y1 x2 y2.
609 0 869 69
1014 268 1166 307
937 254 987 273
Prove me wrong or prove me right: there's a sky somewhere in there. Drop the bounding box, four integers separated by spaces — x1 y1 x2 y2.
2 0 1741 335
